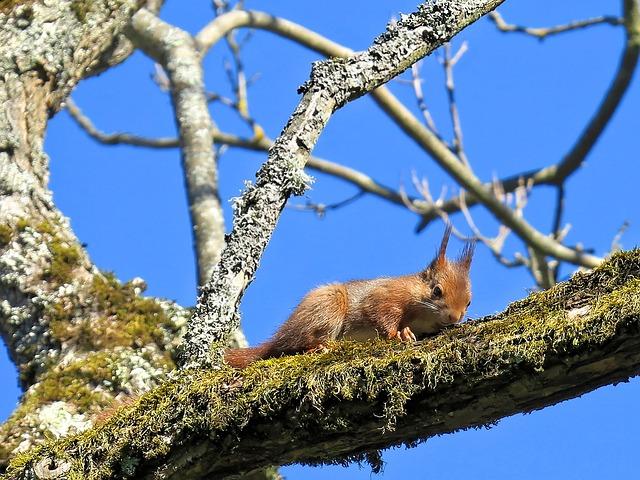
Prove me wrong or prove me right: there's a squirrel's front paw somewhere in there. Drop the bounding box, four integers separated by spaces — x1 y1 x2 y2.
394 326 417 343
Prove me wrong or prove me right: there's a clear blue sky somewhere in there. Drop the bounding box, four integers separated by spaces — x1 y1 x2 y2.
2 0 640 477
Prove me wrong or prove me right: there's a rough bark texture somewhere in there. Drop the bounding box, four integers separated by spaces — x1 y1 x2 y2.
0 0 190 467
180 0 506 369
3 250 639 479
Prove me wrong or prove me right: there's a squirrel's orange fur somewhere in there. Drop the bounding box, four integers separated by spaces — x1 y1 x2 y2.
225 226 473 368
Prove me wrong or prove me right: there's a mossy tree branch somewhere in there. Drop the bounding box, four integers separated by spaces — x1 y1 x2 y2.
4 250 640 479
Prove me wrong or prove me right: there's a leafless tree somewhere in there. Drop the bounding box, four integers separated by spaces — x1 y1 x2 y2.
0 0 639 478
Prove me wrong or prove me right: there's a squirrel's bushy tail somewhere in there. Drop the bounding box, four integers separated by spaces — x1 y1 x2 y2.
224 343 272 368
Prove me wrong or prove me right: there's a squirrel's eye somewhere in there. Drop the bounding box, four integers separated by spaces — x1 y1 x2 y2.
433 285 443 298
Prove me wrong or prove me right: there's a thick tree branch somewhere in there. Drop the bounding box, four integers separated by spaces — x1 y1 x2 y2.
126 10 225 286
179 0 507 369
5 250 640 479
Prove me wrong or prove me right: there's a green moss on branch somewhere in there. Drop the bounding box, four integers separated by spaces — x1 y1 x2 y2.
0 348 174 463
5 250 640 479
0 224 13 247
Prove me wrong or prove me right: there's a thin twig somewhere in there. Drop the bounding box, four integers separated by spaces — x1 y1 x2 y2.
442 42 469 167
458 186 526 268
65 99 425 213
410 61 440 135
489 11 623 40
287 191 367 218
611 220 630 252
65 98 181 148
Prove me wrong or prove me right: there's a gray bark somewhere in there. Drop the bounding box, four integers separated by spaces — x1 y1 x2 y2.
126 9 226 287
0 0 142 387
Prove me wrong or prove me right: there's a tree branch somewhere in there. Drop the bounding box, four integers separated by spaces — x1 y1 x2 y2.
6 250 640 479
126 10 226 286
418 0 640 227
442 42 470 166
63 104 425 214
370 85 602 267
73 5 615 271
64 98 182 148
196 8 604 269
488 10 623 40
554 0 640 181
178 0 507 369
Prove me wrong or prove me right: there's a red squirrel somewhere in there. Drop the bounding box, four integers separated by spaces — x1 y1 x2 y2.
225 226 473 368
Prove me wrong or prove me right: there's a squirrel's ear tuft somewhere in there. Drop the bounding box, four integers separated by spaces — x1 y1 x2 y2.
459 240 475 270
429 224 452 270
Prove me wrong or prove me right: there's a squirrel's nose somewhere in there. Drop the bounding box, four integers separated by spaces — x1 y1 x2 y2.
448 314 458 324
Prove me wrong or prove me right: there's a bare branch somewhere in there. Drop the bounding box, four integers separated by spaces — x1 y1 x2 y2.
126 10 225 286
181 0 508 369
72 6 608 271
372 85 602 267
66 98 181 148
442 42 469 166
195 9 604 268
418 1 639 227
287 191 367 218
410 62 440 135
489 10 624 40
64 105 424 215
458 188 525 268
554 0 640 182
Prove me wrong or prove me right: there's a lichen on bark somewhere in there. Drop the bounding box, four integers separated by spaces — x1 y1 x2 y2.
0 0 187 470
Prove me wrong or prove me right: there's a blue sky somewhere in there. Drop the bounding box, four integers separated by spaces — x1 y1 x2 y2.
2 0 640 477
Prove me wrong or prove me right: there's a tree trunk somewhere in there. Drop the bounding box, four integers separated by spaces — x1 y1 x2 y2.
0 0 189 465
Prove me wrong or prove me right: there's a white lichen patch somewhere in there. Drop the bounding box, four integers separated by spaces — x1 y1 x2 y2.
111 347 169 395
15 401 90 453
